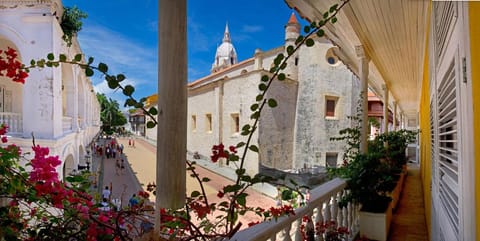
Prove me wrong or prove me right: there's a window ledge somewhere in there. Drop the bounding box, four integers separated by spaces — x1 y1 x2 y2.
325 116 339 120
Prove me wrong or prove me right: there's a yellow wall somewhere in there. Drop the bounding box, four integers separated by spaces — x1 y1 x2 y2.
419 39 431 240
419 3 432 239
469 3 480 240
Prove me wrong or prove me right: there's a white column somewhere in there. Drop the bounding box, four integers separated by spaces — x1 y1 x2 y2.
393 101 397 131
73 67 79 130
382 84 389 134
356 46 369 154
155 0 187 233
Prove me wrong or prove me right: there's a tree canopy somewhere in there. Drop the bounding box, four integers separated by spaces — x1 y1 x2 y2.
96 93 127 133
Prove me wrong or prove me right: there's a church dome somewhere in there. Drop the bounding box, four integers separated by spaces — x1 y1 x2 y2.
212 23 238 73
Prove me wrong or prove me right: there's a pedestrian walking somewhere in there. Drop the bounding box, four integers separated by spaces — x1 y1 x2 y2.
115 159 121 175
132 139 135 148
102 186 111 200
120 159 126 174
128 194 139 208
128 138 132 147
99 198 111 212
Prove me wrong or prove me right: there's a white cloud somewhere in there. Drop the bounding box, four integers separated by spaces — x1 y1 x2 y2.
77 24 157 101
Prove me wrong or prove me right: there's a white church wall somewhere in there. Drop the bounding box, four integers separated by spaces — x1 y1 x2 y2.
293 39 359 169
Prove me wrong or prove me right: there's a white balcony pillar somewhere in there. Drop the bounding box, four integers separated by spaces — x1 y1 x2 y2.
72 66 79 131
356 45 370 154
393 101 397 131
382 84 389 134
155 0 187 234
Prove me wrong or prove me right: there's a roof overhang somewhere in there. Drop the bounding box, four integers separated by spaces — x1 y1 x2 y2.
285 0 430 119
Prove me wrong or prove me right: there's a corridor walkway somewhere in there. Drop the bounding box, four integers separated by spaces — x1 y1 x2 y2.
388 163 428 241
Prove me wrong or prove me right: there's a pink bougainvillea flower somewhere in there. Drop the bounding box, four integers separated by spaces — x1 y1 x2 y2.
0 48 28 84
1 136 7 143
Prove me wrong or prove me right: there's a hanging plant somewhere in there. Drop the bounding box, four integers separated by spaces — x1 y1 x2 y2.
60 6 88 47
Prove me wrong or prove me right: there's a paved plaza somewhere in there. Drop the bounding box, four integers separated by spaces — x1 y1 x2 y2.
94 136 276 226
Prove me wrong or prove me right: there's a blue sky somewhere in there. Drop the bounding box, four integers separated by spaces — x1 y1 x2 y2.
62 0 307 107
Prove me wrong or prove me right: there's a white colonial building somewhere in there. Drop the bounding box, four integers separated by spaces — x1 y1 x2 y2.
185 14 360 175
0 0 101 179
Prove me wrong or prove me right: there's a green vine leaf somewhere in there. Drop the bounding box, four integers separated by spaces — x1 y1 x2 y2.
123 85 135 96
47 53 54 61
98 63 108 73
295 35 304 45
250 103 259 111
303 26 311 33
259 83 267 91
149 107 158 115
236 142 246 148
87 57 94 65
268 98 278 108
287 45 295 55
249 145 259 153
117 74 126 82
317 29 325 37
108 80 119 89
146 121 156 129
306 38 315 47
74 54 82 62
59 54 67 62
191 191 201 198
278 73 286 81
261 75 269 82
85 67 94 77
256 94 263 101
323 11 329 19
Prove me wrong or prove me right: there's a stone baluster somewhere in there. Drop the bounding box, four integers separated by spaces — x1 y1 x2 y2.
269 232 277 241
324 196 332 222
6 115 11 132
292 218 303 241
337 191 343 228
283 224 292 241
331 191 339 224
315 205 324 241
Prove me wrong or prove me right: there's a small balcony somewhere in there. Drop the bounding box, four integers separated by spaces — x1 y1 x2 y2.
0 112 22 135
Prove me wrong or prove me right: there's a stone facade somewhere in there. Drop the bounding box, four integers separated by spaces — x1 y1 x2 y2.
185 14 360 174
0 0 101 180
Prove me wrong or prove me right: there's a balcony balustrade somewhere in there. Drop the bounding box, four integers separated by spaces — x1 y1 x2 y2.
231 178 359 241
0 112 22 135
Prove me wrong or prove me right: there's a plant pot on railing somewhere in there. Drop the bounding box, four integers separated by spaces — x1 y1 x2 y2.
359 200 393 241
388 169 406 211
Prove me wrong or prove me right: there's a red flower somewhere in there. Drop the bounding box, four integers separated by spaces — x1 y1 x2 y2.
0 48 28 84
1 136 7 143
248 221 260 227
210 143 229 163
217 191 224 198
229 145 237 153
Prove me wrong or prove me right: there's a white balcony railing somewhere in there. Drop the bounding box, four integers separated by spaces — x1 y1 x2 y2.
63 116 73 133
230 178 359 241
0 112 22 135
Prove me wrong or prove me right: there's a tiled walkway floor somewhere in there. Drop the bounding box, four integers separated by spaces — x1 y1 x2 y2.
388 163 428 241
